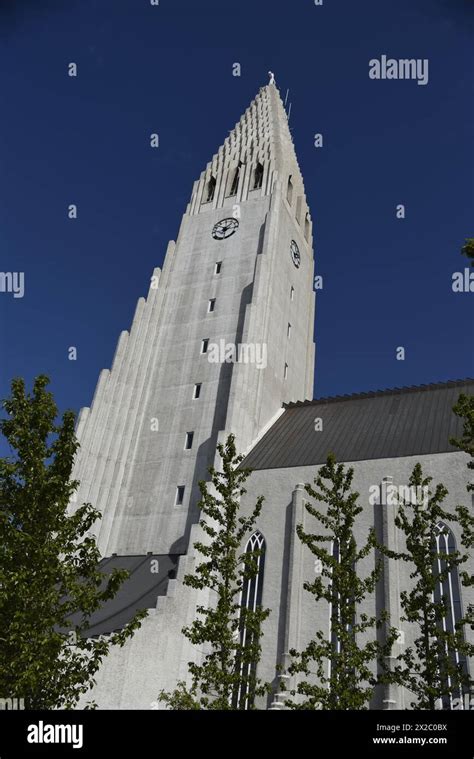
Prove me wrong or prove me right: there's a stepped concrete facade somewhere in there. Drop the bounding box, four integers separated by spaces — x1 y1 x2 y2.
71 82 473 710
71 82 314 559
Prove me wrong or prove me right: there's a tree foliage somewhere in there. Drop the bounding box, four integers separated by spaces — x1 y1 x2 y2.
285 454 398 710
0 376 146 709
159 434 270 709
384 463 474 709
451 392 474 494
461 238 474 266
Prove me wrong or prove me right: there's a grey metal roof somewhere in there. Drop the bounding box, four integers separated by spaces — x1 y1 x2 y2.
242 379 474 471
68 553 181 637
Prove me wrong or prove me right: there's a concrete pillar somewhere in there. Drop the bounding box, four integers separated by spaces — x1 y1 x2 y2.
270 482 306 709
380 475 402 709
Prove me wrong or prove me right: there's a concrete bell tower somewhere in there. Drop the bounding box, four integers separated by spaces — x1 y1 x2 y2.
71 80 315 558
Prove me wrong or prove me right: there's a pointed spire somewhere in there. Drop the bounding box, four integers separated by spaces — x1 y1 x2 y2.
188 81 309 218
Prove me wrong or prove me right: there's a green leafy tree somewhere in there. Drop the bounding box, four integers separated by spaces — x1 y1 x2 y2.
461 238 474 266
450 392 474 583
285 454 398 710
386 463 474 710
0 376 146 709
159 434 270 710
451 392 474 494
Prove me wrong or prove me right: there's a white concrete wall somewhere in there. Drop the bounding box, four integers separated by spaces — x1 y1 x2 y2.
82 450 472 709
72 83 317 708
238 450 474 709
70 83 315 560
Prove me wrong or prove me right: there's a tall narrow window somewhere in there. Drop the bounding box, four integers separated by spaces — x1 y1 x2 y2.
201 338 209 354
193 383 201 399
330 540 341 657
304 212 311 241
175 486 185 506
206 175 216 202
290 286 294 301
253 162 264 190
328 539 356 680
287 323 291 339
287 175 293 204
184 432 194 450
433 523 469 709
284 363 288 379
214 261 222 275
233 531 266 709
229 165 240 196
208 299 216 313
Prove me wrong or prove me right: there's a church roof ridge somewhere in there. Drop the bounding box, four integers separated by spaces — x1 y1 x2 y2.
285 378 474 409
243 378 473 471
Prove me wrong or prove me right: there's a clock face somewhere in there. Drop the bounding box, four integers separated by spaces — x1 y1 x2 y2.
290 239 301 268
212 218 239 240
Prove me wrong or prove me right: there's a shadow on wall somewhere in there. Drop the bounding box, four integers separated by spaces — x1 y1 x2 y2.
169 280 255 556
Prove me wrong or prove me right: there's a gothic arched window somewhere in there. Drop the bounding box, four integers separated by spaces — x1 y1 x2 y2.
328 539 355 679
287 175 293 204
433 522 469 709
330 539 341 657
233 530 266 709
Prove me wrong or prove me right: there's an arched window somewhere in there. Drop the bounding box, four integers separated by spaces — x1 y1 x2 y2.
328 539 355 680
233 530 266 709
330 539 341 657
287 175 293 204
433 522 469 709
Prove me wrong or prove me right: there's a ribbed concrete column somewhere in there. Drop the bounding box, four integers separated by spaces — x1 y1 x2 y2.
380 475 402 710
269 481 306 709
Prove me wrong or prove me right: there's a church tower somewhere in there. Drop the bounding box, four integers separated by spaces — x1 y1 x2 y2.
71 81 315 558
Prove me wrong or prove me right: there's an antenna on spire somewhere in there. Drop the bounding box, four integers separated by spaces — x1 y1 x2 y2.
284 89 289 107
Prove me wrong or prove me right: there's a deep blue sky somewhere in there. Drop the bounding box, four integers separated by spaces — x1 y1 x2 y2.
0 0 473 449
